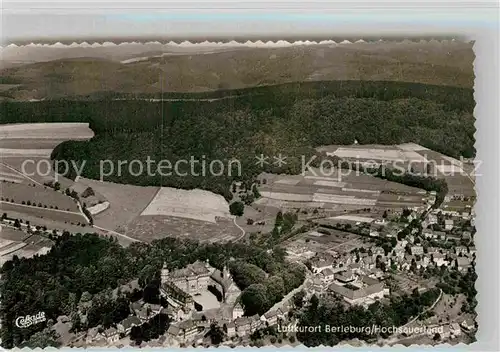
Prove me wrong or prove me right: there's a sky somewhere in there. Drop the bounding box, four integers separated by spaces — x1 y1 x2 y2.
1 1 498 44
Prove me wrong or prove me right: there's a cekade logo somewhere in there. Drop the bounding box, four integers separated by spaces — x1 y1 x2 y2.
15 312 46 328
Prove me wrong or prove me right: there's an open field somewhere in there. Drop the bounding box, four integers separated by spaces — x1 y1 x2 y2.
317 143 476 199
0 225 53 265
322 145 429 163
1 209 91 235
124 215 241 243
0 148 53 157
257 168 428 215
0 182 79 211
0 202 85 224
413 149 475 197
0 123 94 139
0 123 94 187
74 178 159 232
284 228 369 259
141 187 232 223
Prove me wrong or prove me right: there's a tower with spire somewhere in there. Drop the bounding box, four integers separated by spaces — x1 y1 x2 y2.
161 262 170 285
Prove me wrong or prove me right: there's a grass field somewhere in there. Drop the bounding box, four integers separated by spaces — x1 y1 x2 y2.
0 225 54 264
257 167 428 215
124 215 241 243
0 123 94 139
1 209 91 235
141 187 232 223
76 178 159 232
0 182 79 211
0 202 85 224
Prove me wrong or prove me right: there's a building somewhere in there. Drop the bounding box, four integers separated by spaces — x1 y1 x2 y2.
233 315 261 336
161 261 240 305
432 253 448 267
311 257 335 273
118 316 142 335
103 327 119 343
320 268 335 281
167 320 198 343
461 318 476 331
427 214 438 225
261 310 279 326
210 266 241 304
335 270 355 283
411 246 424 256
328 275 386 306
462 231 472 241
455 257 472 271
161 260 212 295
86 327 104 345
232 302 244 320
423 231 439 239
450 322 462 337
226 321 236 337
444 219 454 230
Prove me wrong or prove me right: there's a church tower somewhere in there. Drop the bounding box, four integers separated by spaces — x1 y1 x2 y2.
161 262 170 285
222 265 231 280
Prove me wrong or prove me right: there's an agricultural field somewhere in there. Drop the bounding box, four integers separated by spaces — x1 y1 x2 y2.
73 178 159 233
141 187 232 223
318 143 475 200
0 164 26 183
284 228 368 259
0 182 80 211
124 215 242 243
74 178 243 243
0 123 94 140
0 225 53 265
0 202 86 225
256 167 428 216
1 209 91 235
0 123 94 185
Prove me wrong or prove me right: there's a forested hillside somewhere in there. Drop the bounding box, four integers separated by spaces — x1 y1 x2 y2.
0 233 304 348
1 81 475 198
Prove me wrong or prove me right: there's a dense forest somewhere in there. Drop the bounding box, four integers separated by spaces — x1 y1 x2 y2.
1 81 475 198
0 233 304 348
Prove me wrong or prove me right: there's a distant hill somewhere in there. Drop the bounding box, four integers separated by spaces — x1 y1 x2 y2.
0 41 474 100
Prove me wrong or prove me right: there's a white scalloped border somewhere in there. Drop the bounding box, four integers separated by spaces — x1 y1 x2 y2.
0 38 472 50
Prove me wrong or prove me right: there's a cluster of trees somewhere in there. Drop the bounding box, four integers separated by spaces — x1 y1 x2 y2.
228 247 305 316
130 313 171 345
229 201 244 216
2 81 473 200
296 288 441 346
435 266 477 314
0 232 304 348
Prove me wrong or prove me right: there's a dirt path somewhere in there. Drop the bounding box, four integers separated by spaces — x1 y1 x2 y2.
233 217 246 241
92 225 143 245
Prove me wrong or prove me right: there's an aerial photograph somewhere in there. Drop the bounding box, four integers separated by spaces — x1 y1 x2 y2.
0 37 476 348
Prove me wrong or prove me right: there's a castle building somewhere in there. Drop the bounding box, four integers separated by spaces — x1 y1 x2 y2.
160 260 240 305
